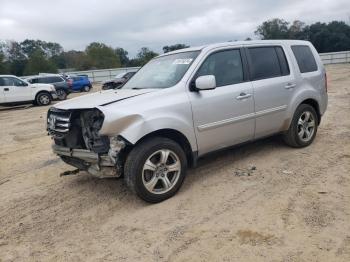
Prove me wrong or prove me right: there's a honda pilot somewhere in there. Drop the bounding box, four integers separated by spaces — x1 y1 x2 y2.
47 40 328 203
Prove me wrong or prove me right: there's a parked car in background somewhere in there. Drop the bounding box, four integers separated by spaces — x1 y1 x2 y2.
27 75 70 100
102 71 136 90
67 75 92 92
47 40 327 203
0 75 57 106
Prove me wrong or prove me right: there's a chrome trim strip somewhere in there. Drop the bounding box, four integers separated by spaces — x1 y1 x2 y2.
197 105 287 132
255 105 287 118
198 113 255 131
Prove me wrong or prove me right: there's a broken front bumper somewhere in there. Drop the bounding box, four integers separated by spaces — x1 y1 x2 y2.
52 144 122 178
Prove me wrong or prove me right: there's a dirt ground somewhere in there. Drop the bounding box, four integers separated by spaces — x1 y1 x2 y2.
0 64 349 262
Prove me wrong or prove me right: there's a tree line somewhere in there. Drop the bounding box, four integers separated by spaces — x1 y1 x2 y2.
0 20 349 76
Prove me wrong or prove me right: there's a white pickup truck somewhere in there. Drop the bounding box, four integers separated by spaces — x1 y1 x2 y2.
0 75 57 106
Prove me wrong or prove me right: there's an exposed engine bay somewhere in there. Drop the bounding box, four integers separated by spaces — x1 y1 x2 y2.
47 107 126 177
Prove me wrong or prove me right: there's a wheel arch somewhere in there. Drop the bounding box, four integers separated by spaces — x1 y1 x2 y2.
124 129 197 168
300 98 321 124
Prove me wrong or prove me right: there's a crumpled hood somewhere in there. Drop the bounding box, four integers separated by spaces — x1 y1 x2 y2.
54 89 155 110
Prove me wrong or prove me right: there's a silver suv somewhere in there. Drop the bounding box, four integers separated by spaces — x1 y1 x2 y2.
47 40 328 203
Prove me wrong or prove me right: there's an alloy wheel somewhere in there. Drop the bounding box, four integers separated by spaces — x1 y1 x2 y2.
142 149 181 194
297 111 315 142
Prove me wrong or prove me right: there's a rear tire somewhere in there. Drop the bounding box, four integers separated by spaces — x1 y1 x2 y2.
83 86 90 92
283 104 318 148
36 92 52 106
124 137 187 203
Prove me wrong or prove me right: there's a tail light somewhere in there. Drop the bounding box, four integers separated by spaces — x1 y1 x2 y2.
325 73 328 93
67 79 73 87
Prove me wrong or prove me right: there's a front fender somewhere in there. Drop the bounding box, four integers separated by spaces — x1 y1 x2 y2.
98 107 198 151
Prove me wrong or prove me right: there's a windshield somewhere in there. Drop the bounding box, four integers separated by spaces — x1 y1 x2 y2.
122 51 200 89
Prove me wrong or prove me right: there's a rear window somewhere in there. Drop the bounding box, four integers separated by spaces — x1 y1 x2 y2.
51 76 64 82
247 46 289 80
38 76 63 83
291 45 318 73
29 78 39 84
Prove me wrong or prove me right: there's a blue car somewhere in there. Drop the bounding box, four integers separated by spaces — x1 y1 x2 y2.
68 76 92 92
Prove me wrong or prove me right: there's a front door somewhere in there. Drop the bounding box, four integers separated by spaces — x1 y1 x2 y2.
188 48 255 155
2 77 32 103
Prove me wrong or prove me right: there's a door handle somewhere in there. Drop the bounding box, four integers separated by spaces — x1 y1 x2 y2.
236 93 252 100
285 83 296 89
4 88 9 91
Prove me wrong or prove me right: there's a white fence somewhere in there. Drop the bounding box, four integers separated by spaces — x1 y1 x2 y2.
319 51 350 65
66 67 141 83
64 51 349 83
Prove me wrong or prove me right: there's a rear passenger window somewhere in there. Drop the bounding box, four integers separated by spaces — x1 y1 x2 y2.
291 45 318 73
275 47 290 76
30 78 39 84
38 78 49 84
247 46 289 80
196 49 244 87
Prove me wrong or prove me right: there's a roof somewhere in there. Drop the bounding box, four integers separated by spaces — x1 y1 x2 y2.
158 39 311 57
0 75 17 78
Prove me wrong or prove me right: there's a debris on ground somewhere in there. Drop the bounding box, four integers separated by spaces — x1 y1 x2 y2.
281 170 294 175
59 169 80 177
234 166 257 176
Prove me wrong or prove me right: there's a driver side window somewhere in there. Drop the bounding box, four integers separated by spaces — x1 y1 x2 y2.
196 49 244 87
14 78 26 86
0 77 25 86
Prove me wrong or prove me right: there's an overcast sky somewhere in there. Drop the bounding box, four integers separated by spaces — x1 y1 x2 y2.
0 0 349 57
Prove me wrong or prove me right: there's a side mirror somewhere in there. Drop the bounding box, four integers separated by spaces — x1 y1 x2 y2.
195 75 216 91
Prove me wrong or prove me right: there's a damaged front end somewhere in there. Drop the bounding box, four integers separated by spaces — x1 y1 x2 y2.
47 107 127 178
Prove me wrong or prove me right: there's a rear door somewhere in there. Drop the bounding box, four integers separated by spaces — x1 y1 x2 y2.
188 48 255 155
245 45 296 138
2 76 32 103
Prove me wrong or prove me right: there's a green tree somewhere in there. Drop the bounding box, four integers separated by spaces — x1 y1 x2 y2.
23 50 57 75
85 42 120 69
288 20 306 39
7 41 27 76
136 47 159 65
305 21 350 52
162 44 189 53
20 39 63 58
0 51 9 74
115 47 130 67
255 19 350 53
62 50 91 70
255 18 290 39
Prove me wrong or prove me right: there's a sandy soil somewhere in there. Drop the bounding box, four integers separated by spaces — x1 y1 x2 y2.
0 64 350 262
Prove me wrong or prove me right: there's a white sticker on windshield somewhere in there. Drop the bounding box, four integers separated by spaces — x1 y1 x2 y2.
173 58 193 65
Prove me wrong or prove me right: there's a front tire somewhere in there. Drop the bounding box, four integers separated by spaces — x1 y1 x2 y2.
283 104 318 148
124 137 187 203
36 92 52 106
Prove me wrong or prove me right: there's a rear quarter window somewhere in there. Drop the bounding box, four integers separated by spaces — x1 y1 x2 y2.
291 45 318 73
